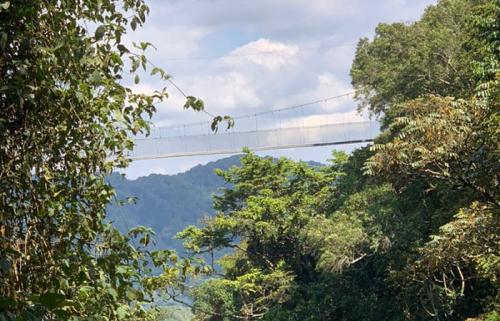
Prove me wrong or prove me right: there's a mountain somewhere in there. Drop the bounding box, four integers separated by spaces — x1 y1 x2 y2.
107 155 241 252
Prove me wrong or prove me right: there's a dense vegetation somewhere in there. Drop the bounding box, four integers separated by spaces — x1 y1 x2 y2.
1 0 498 320
179 1 499 320
0 0 216 320
107 156 321 253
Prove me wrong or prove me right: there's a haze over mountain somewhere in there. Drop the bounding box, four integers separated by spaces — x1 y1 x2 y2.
107 155 241 252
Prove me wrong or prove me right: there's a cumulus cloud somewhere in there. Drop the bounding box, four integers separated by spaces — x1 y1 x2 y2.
224 39 299 70
189 72 262 111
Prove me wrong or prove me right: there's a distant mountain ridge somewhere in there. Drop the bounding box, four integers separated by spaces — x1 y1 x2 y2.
107 155 241 251
107 155 324 252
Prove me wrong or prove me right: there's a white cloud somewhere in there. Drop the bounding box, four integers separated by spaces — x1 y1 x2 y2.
125 19 208 61
280 110 367 129
189 71 262 111
224 39 299 70
130 83 157 95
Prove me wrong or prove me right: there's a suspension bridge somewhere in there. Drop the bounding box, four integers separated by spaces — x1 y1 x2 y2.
130 93 380 160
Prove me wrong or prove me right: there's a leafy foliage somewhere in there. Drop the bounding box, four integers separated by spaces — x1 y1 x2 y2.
1 0 498 320
401 203 499 320
350 0 476 118
365 95 499 206
151 305 193 321
178 152 342 319
0 1 212 320
181 1 499 320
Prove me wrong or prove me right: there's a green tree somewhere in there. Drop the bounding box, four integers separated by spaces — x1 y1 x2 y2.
350 0 476 118
178 152 341 320
358 0 499 318
179 152 411 321
0 1 208 320
152 305 193 321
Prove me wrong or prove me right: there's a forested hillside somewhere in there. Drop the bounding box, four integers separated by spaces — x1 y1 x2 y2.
107 156 241 251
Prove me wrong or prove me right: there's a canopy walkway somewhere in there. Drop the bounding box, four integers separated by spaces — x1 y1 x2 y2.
130 94 379 160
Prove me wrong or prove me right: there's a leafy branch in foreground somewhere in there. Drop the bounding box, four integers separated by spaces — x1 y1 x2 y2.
0 1 214 320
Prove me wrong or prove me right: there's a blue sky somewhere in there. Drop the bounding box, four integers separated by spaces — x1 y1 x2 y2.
122 0 437 179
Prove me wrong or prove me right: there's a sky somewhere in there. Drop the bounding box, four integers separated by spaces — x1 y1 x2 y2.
122 0 437 179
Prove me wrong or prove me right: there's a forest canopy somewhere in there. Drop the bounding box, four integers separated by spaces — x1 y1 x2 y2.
179 0 499 320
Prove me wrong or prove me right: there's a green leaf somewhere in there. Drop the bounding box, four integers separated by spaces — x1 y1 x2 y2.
116 265 131 275
0 297 16 309
151 67 162 76
183 96 204 111
107 287 118 300
117 44 129 54
38 293 66 310
94 25 105 41
116 306 128 320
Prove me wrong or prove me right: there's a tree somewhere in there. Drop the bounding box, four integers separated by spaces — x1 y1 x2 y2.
178 152 341 320
401 203 499 320
0 1 207 320
365 95 499 206
178 152 409 321
350 0 476 118
358 0 499 318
